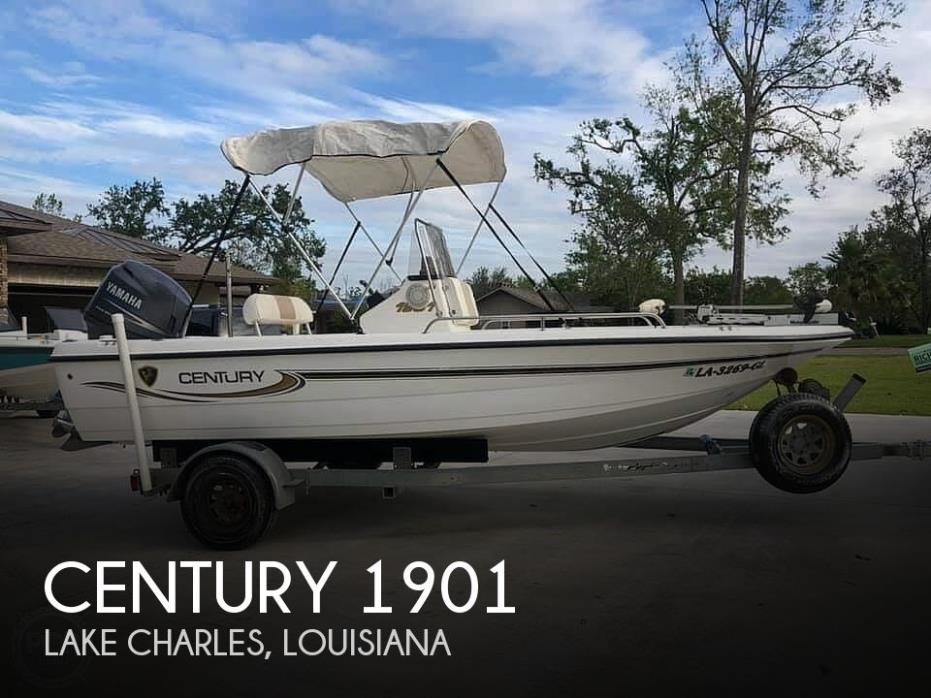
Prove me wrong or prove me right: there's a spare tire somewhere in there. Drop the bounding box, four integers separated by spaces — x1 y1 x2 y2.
750 393 852 494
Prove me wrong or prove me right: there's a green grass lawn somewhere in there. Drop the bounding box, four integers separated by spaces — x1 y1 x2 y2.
729 354 931 416
844 334 930 348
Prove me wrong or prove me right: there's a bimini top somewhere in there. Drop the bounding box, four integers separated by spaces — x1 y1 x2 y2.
220 119 506 203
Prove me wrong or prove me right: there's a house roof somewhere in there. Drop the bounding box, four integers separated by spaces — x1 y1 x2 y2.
0 199 278 285
476 285 612 313
476 285 572 312
0 206 55 236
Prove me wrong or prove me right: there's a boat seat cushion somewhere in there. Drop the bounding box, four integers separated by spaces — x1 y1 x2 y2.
242 294 314 327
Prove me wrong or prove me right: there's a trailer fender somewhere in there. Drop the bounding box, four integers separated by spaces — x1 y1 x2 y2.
168 441 298 509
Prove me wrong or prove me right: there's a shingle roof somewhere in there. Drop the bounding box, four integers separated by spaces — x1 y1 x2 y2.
476 285 572 311
0 199 278 285
0 205 54 236
9 229 143 267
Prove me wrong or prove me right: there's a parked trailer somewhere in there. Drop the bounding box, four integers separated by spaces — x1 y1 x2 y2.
85 314 930 550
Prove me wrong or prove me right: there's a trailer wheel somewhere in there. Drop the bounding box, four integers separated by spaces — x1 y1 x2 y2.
748 396 782 452
750 393 851 494
180 453 277 549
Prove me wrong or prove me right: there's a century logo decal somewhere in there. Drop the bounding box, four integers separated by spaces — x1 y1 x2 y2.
178 370 265 385
138 366 158 387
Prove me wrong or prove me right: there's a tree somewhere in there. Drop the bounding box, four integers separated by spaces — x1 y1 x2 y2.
683 267 793 305
563 227 668 310
684 266 733 304
822 225 913 331
681 0 903 304
86 178 168 238
875 127 931 330
159 180 326 295
32 193 63 217
535 90 737 316
466 266 516 298
745 274 793 304
786 261 829 300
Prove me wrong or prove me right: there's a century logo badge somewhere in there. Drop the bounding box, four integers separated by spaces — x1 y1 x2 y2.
137 366 158 387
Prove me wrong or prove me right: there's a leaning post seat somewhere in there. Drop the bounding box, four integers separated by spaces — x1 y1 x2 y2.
242 294 314 335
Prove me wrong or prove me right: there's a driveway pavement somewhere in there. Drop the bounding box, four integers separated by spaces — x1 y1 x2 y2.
1 411 930 696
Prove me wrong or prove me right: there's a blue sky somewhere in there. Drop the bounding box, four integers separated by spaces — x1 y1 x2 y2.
1 0 929 286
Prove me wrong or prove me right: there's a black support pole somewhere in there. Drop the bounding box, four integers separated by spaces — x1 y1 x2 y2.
315 220 361 315
182 174 251 334
487 202 575 312
434 159 557 312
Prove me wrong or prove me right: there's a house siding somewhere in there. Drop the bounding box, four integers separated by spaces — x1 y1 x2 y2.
8 263 104 288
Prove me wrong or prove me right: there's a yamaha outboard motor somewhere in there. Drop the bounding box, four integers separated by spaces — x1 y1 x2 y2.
84 261 192 339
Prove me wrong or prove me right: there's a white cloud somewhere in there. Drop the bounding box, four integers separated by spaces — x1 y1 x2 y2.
28 2 390 105
22 61 101 87
0 166 101 214
0 109 96 141
337 0 669 99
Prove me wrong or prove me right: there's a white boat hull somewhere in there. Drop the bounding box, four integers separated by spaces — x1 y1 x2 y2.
52 325 852 451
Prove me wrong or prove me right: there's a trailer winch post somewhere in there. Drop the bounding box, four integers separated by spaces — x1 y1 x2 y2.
112 313 151 493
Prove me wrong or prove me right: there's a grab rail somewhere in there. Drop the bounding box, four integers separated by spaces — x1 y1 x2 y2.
422 312 666 333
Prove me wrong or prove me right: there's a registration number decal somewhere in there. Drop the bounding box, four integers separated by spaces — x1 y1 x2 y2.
684 359 767 377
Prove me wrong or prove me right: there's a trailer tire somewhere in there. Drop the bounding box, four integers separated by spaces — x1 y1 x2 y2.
748 395 783 452
750 393 851 494
180 453 277 549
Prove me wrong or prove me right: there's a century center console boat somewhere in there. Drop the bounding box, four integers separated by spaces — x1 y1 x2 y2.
44 120 875 549
50 119 852 452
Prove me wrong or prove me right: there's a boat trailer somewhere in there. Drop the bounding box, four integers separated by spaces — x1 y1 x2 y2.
80 313 930 549
1 395 62 417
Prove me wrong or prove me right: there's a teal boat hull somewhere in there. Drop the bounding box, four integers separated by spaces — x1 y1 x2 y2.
0 343 57 402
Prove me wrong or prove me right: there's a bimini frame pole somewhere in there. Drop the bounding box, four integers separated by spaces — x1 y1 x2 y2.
434 159 558 312
385 190 416 266
182 174 251 332
456 180 501 276
247 177 354 322
318 204 406 316
283 166 305 226
344 203 403 283
487 201 574 311
351 159 441 319
315 220 361 315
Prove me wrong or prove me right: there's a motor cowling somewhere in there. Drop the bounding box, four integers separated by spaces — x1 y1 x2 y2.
84 261 192 339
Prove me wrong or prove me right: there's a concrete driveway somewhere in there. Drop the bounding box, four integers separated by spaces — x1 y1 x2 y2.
1 411 930 696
